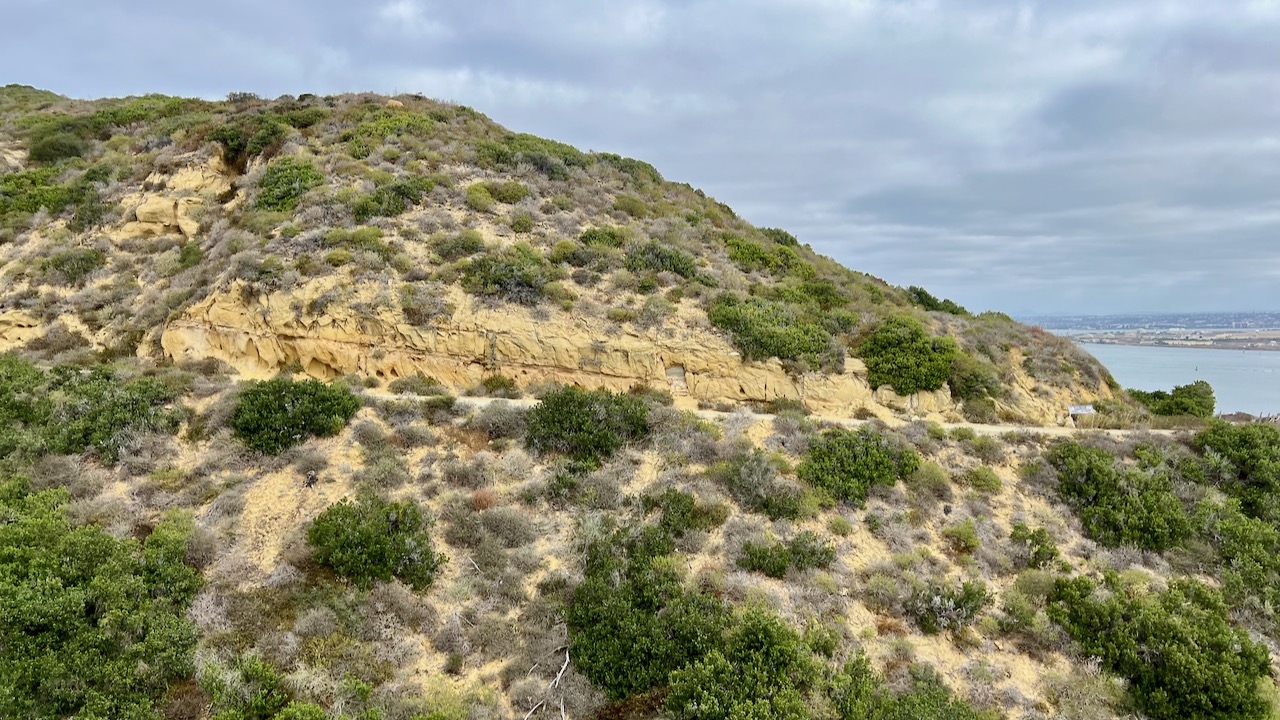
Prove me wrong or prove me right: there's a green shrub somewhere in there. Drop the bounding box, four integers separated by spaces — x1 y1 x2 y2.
1047 441 1190 551
43 247 105 286
708 448 817 520
0 362 182 464
739 540 793 578
525 386 649 467
724 234 800 274
906 286 968 316
230 377 361 455
307 493 446 590
1049 576 1270 719
207 114 288 170
567 522 728 699
434 229 486 260
465 183 495 212
624 241 697 278
949 352 1002 406
858 315 958 395
485 180 529 204
255 156 324 211
352 175 434 221
1193 421 1280 520
830 655 987 720
1010 523 1059 569
202 653 291 720
388 373 447 395
645 487 727 538
612 194 648 218
906 580 991 634
322 226 393 260
579 225 631 247
760 227 799 246
707 293 837 370
666 606 822 720
1130 380 1215 418
960 466 1002 493
942 519 980 555
28 131 88 163
178 242 204 270
460 245 553 306
0 479 201 719
798 426 920 505
509 210 534 233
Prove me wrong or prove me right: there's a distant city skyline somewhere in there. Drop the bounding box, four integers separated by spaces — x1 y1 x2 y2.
5 1 1280 315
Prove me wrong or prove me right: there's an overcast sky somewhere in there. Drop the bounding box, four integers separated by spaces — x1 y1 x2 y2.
5 0 1280 315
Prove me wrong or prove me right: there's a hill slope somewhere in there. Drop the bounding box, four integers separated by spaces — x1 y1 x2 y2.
4 86 1277 720
0 85 1117 426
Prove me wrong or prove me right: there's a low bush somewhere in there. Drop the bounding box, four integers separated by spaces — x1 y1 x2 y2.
0 479 202 719
830 655 987 720
1193 421 1280 520
709 448 817 520
858 315 958 395
906 285 968 316
724 234 801 275
624 241 697 278
1010 523 1059 569
959 466 1002 493
941 519 980 556
1047 441 1190 551
1130 380 1215 418
707 293 837 370
797 426 920 506
351 175 434 221
460 245 554 306
579 225 631 247
43 247 105 286
433 229 486 260
307 493 446 590
525 386 649 467
906 580 991 634
666 606 823 720
644 487 728 538
255 156 324 211
465 183 494 212
740 531 836 578
1049 576 1270 719
230 377 361 455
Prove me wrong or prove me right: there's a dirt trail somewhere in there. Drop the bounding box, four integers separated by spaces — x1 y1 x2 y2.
363 390 1179 439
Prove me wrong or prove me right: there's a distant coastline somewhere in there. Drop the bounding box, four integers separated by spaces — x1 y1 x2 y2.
1021 311 1280 351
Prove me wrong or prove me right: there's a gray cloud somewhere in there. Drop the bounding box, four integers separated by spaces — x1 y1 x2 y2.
5 0 1279 314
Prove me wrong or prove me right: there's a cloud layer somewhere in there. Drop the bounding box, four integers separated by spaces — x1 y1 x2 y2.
7 0 1279 313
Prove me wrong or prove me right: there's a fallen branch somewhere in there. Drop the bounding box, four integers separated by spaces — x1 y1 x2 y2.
549 649 570 689
522 700 545 720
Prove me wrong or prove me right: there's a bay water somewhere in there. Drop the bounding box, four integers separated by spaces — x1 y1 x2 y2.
1078 343 1280 416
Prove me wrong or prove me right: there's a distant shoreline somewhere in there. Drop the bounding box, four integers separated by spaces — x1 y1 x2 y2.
1074 335 1280 352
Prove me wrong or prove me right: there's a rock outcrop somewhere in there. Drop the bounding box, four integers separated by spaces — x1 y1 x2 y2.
161 280 964 419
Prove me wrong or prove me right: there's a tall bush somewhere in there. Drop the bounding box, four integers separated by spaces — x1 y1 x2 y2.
230 377 361 455
857 315 958 395
307 493 446 590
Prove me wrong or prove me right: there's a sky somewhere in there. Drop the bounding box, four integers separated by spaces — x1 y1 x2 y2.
5 0 1280 315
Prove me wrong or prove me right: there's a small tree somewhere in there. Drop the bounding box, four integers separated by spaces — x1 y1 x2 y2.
857 315 958 395
230 377 361 455
307 493 445 590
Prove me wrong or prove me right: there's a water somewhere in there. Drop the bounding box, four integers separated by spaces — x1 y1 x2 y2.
1078 343 1280 416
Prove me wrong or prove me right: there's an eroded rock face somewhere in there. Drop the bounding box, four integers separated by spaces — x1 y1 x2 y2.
114 156 231 239
161 281 907 417
160 281 1110 425
0 311 42 352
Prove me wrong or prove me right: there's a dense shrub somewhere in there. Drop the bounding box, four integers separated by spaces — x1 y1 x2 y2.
906 286 968 315
1047 441 1190 551
207 113 288 170
567 522 728 699
760 227 799 246
0 479 201 719
525 386 649 467
460 245 553 306
624 241 697 278
230 377 361 455
255 156 324 211
1130 380 1215 418
644 487 728 538
351 175 434 222
306 493 446 590
0 359 183 464
738 531 835 578
709 448 816 520
579 225 631 247
707 294 837 370
433 229 486 261
322 226 394 261
1010 523 1059 569
666 606 822 720
1049 576 1270 719
1193 421 1280 520
43 247 105 286
202 653 291 720
830 656 987 720
724 234 801 274
858 316 958 395
464 182 495 212
798 426 920 505
27 131 88 163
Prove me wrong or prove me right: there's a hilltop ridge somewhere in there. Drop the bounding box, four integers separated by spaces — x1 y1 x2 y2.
0 85 1118 426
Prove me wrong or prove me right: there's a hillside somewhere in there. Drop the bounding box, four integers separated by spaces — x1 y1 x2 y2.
4 86 1279 720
